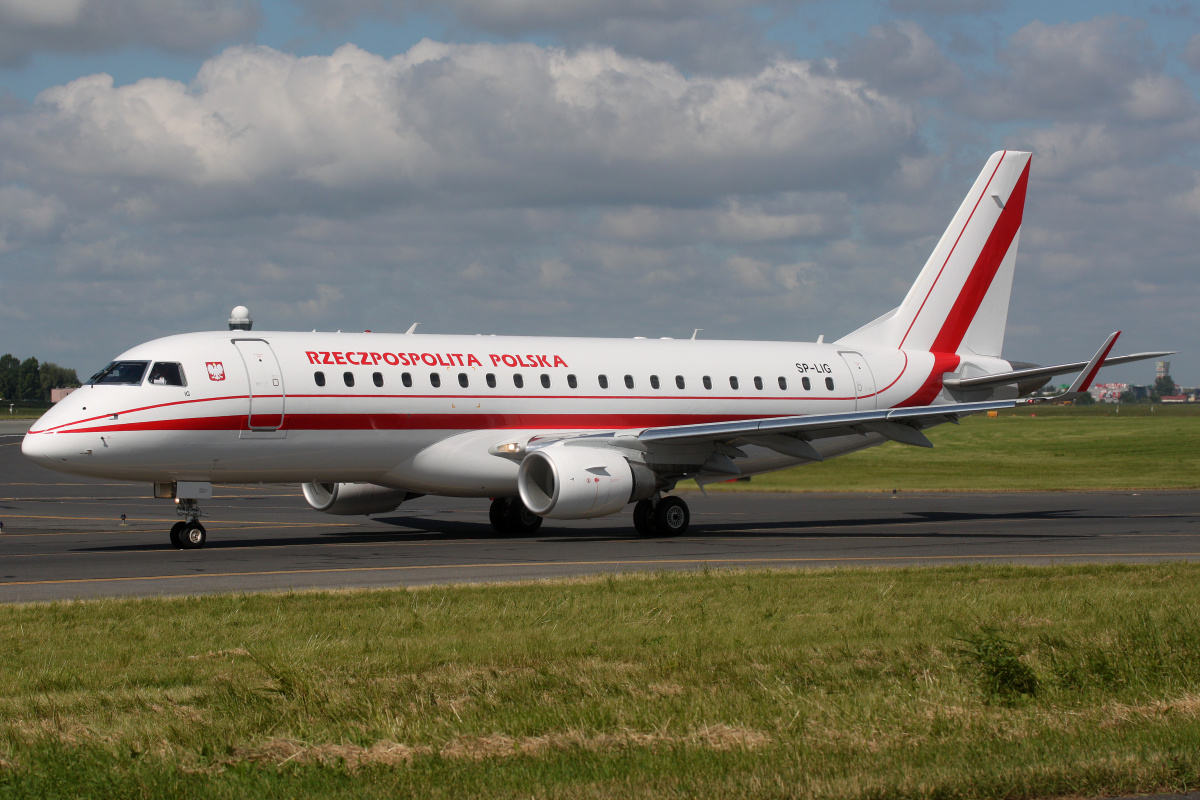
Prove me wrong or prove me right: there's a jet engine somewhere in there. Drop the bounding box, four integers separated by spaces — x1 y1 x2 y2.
517 447 657 520
301 482 413 516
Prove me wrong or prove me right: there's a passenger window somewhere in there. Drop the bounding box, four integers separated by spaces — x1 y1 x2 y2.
486 373 496 388
567 374 578 389
624 375 634 389
650 375 660 390
676 375 685 390
458 373 469 388
402 372 413 388
514 374 524 388
599 374 609 389
754 376 764 390
147 362 186 386
373 372 384 387
430 373 441 388
314 371 326 387
802 376 811 391
343 372 354 387
825 377 835 391
541 374 551 389
729 376 739 390
778 377 787 390
703 376 712 390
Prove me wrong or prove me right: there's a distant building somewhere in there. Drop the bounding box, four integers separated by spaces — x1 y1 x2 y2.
50 387 76 403
1090 382 1127 403
1161 395 1189 403
1157 360 1171 379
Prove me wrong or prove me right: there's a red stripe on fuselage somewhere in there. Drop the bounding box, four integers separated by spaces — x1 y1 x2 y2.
896 352 961 408
58 412 796 435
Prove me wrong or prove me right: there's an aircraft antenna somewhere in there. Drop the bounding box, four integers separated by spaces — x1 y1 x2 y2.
228 306 253 331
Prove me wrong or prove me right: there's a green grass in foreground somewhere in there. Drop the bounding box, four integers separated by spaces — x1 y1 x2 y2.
4 564 1200 798
686 403 1200 493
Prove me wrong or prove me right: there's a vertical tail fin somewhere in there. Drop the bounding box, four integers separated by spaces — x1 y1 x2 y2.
839 150 1032 357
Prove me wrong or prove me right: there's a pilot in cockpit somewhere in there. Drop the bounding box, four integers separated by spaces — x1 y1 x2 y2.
147 362 186 386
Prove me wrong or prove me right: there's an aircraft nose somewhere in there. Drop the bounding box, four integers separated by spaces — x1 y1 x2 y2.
21 410 79 467
21 427 62 467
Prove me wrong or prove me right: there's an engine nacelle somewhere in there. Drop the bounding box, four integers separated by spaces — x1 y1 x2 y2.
301 482 412 516
517 447 656 520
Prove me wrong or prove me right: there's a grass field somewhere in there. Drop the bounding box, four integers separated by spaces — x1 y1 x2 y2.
3 564 1200 798
686 403 1200 493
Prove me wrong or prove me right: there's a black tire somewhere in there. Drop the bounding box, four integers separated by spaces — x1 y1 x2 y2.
179 522 207 550
505 498 543 534
169 521 185 549
488 498 512 534
653 496 689 537
633 499 657 537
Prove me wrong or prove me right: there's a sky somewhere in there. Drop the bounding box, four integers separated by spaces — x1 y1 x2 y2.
0 0 1196 385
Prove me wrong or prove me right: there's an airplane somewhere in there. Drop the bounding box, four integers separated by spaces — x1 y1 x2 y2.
22 150 1172 549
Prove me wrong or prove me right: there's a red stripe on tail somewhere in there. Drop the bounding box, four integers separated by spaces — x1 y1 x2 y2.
928 159 1030 354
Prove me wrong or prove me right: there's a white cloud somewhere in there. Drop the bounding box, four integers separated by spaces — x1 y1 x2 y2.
0 185 64 253
2 41 917 214
965 17 1169 121
0 0 258 66
830 21 963 98
296 0 786 73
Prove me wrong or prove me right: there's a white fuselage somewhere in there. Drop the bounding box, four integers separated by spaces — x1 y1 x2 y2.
22 331 1010 495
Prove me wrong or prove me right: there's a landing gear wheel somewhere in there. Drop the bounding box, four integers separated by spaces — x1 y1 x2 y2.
505 498 543 535
484 496 513 534
653 496 689 537
489 498 512 534
489 498 543 536
169 521 185 549
179 522 207 550
633 499 657 538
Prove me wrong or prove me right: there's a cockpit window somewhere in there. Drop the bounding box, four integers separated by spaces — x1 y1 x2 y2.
147 362 187 386
87 361 149 385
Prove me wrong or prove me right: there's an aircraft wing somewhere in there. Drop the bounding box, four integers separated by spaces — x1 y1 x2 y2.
635 399 1016 451
943 349 1174 392
526 399 1017 467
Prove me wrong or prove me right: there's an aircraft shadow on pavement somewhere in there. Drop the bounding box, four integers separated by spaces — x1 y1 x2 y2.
374 507 1101 542
74 508 1104 552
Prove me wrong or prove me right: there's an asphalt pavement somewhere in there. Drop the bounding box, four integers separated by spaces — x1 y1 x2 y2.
2 421 1198 602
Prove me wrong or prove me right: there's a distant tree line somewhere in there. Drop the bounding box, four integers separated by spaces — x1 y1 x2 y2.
0 355 81 402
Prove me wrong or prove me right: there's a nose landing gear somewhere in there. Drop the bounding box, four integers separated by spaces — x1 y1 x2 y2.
170 499 207 549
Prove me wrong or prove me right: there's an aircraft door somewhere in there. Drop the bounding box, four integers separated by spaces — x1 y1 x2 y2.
234 339 285 431
838 351 877 411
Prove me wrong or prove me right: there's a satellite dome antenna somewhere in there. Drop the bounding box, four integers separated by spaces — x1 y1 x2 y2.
228 306 253 331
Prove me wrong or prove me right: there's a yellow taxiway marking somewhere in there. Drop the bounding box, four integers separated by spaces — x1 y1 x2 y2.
4 529 1200 556
6 552 1200 588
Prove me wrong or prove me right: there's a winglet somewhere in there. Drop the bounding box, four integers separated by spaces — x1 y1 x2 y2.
1067 331 1120 394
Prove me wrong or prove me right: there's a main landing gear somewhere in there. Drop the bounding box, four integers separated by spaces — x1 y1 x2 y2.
489 497 544 536
169 498 207 550
633 495 690 538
